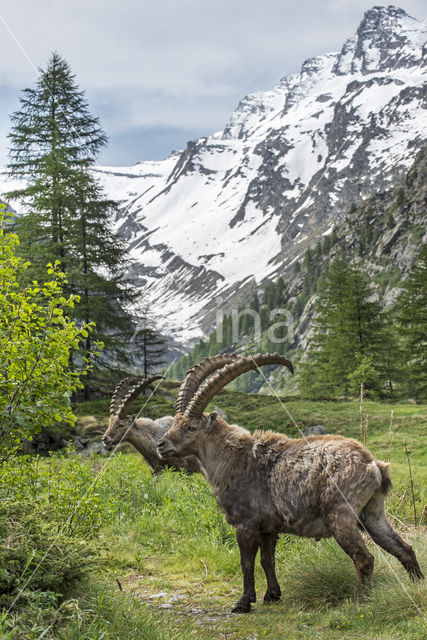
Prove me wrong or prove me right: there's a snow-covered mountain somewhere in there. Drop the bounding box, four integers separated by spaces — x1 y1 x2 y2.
3 6 427 347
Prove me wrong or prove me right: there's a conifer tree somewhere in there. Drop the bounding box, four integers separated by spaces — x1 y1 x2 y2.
300 259 396 398
4 52 143 380
6 53 107 271
397 245 427 400
132 307 168 378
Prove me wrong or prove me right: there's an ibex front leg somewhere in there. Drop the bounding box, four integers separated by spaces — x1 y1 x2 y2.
232 526 259 613
260 532 281 603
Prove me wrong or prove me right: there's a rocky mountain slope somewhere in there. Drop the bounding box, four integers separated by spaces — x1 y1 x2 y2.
292 142 426 347
2 6 426 351
169 143 426 389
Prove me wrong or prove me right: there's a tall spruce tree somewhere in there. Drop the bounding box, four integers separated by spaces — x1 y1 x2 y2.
397 244 427 401
132 307 168 378
300 259 396 398
6 53 107 270
4 52 143 385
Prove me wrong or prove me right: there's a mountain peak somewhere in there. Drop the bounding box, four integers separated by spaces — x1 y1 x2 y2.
362 5 409 23
15 6 425 346
358 5 412 39
333 5 426 75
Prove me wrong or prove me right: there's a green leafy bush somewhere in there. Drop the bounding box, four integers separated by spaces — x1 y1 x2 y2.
0 206 100 453
0 452 106 537
0 451 109 617
347 355 381 396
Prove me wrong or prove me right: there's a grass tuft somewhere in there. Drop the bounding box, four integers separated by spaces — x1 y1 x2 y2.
280 539 357 607
278 532 426 623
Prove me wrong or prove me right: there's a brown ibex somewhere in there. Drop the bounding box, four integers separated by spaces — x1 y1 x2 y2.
158 353 423 613
102 376 201 473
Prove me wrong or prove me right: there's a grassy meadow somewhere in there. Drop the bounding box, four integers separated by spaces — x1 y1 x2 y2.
2 390 426 639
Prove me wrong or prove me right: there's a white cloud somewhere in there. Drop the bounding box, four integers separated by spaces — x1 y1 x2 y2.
0 0 425 164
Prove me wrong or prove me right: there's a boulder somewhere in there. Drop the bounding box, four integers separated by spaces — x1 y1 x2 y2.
302 425 328 437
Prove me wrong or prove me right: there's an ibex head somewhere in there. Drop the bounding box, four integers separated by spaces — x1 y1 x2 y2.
157 353 293 458
102 375 163 450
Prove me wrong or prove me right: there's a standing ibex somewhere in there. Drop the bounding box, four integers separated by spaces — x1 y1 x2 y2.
102 376 201 473
158 353 423 613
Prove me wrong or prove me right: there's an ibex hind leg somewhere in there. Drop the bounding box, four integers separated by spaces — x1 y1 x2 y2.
326 507 374 598
361 494 424 581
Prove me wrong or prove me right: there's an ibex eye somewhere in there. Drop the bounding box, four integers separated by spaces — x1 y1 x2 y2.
188 425 197 432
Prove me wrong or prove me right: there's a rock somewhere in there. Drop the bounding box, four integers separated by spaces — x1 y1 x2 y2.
22 429 73 454
79 441 110 457
167 594 186 603
73 436 90 450
302 425 328 436
214 405 228 422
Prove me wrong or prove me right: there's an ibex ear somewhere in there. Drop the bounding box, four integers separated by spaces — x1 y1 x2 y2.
204 412 217 433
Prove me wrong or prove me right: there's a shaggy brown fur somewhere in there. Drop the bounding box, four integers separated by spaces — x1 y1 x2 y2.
158 413 423 612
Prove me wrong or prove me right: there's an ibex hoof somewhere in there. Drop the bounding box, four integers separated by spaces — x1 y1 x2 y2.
264 590 281 603
409 566 424 581
231 600 251 613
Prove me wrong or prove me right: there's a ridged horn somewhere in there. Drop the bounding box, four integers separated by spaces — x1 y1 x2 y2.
117 375 164 418
184 353 294 418
175 353 242 414
110 377 138 416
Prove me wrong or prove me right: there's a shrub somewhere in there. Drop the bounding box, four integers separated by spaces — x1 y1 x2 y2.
0 205 100 454
347 355 381 396
0 452 106 537
0 451 109 614
0 500 97 611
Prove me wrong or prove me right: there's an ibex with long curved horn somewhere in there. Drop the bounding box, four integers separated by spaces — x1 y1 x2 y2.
102 375 201 473
158 353 423 612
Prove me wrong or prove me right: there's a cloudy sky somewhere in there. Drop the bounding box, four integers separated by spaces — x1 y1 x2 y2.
0 1 425 166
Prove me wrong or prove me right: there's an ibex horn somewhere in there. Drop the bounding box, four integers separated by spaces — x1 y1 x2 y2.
175 353 242 414
184 353 293 418
117 375 164 418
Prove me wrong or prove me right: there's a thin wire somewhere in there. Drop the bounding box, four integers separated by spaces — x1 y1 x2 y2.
0 17 39 74
6 362 176 613
250 356 425 621
0 15 178 303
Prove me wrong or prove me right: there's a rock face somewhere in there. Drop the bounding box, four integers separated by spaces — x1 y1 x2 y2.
3 7 426 350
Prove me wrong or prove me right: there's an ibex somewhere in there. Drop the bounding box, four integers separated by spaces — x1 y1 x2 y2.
102 376 201 473
158 353 423 613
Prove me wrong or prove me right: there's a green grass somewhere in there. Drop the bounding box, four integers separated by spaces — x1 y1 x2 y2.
92 458 427 639
6 393 426 639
